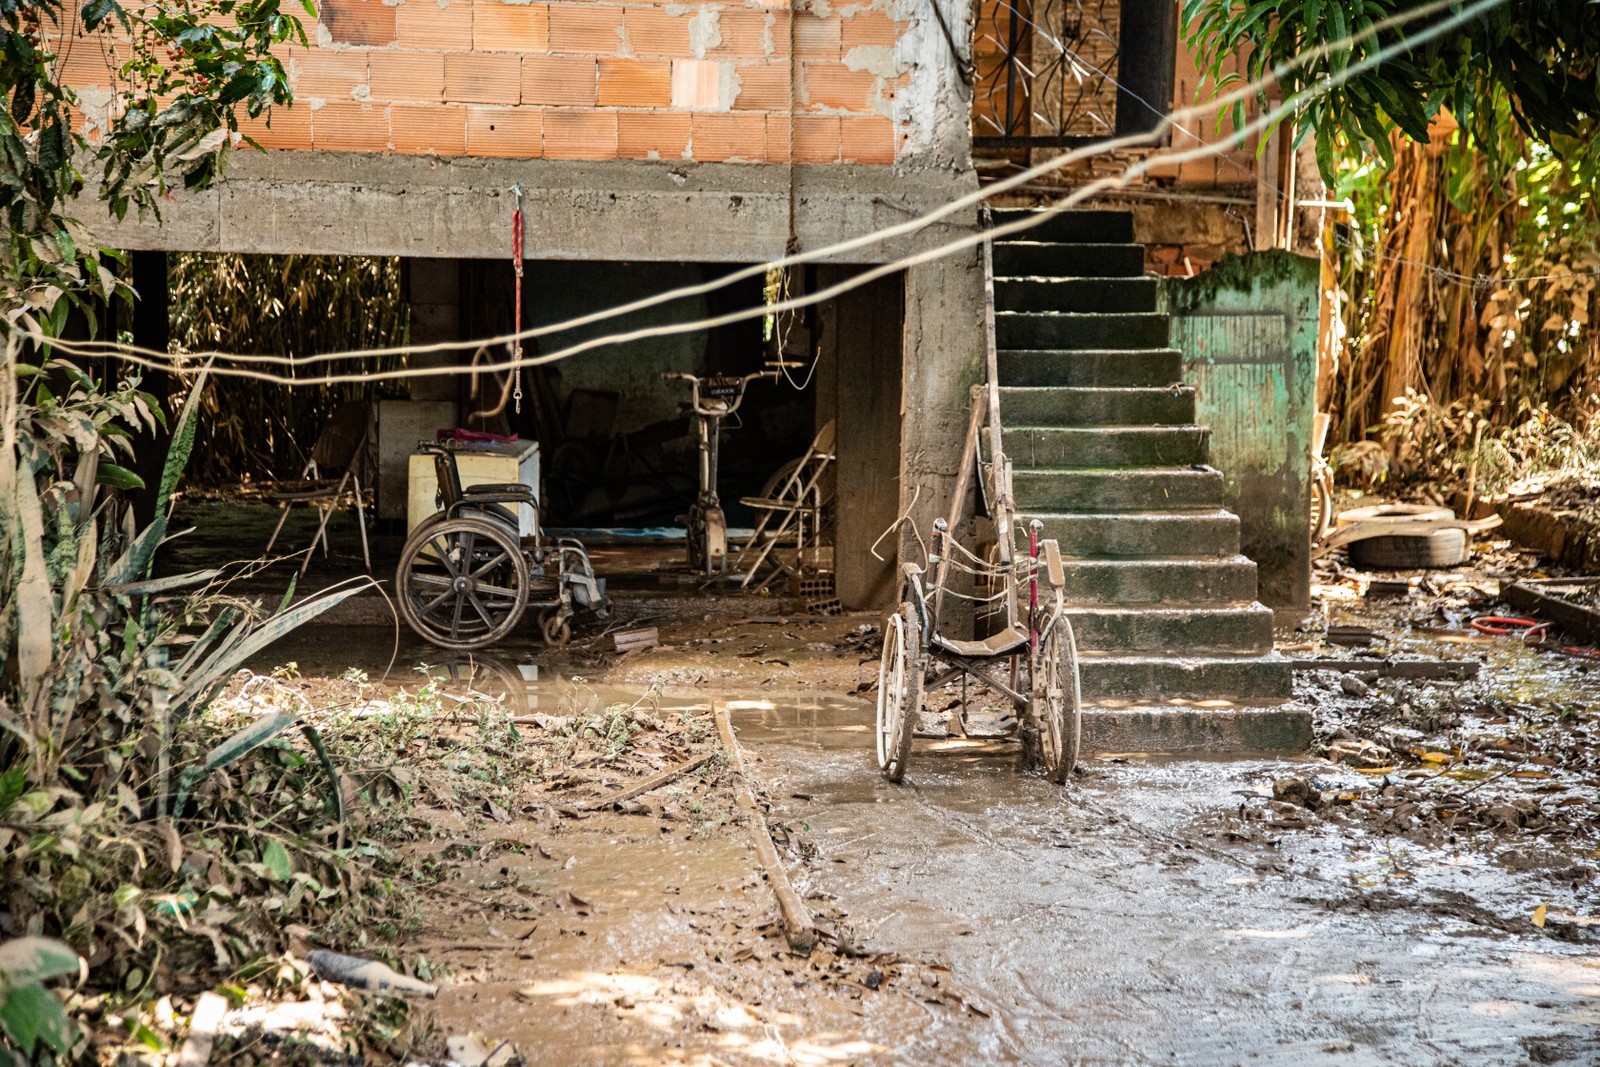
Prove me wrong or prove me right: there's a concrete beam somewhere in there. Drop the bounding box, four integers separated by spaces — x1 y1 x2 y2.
83 154 979 265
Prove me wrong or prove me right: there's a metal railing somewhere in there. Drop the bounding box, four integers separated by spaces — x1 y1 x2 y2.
971 0 1121 149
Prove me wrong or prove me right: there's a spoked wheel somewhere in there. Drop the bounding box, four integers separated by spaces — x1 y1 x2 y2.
875 603 923 783
1032 613 1082 784
397 517 529 650
1310 469 1334 545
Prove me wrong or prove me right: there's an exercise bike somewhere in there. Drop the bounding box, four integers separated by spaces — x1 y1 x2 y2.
663 370 777 575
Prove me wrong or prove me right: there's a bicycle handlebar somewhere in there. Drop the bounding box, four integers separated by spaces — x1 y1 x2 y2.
661 370 779 416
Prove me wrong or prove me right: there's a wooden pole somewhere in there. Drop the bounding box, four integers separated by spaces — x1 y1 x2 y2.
713 699 817 955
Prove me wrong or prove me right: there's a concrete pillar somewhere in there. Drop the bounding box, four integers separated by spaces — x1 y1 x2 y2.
401 257 463 403
815 268 905 609
899 251 985 625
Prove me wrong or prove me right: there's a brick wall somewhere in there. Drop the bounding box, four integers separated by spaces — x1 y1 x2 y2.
50 0 912 165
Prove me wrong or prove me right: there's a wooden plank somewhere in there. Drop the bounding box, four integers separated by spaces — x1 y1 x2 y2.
1289 658 1479 680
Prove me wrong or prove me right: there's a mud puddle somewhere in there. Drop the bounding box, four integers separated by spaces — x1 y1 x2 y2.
744 700 1600 1066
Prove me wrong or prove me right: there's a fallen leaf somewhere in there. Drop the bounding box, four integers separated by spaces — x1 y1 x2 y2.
1532 903 1548 929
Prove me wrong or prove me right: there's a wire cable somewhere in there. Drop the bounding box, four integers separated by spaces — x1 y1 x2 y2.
26 0 1499 386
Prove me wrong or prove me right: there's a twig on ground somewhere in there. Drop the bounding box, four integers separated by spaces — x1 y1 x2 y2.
713 698 817 955
576 753 713 811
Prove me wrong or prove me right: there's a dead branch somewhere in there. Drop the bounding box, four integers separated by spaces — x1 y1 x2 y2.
575 753 713 811
713 699 817 955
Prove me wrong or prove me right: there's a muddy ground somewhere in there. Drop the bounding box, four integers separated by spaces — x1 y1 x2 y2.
186 523 1600 1066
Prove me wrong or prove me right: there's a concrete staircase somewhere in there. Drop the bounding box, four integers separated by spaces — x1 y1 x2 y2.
990 207 1305 752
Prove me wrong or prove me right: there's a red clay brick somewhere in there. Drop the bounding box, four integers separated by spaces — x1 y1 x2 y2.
623 8 693 57
292 49 369 101
466 106 544 157
597 58 670 107
521 55 597 106
55 41 120 88
319 0 396 46
690 112 765 162
792 13 840 57
395 0 474 50
369 51 446 102
617 111 690 159
391 103 467 153
801 61 874 111
313 102 390 152
839 113 892 163
840 10 895 50
445 52 521 104
793 113 840 162
707 10 771 57
733 61 790 110
473 2 549 52
237 103 314 150
548 4 624 55
670 59 722 109
544 109 618 158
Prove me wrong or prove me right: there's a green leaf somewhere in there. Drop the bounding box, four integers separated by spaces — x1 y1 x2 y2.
261 839 292 882
0 982 77 1055
0 938 82 985
171 712 297 815
96 464 145 490
0 768 24 816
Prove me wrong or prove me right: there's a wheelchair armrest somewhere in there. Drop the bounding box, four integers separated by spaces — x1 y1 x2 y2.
462 483 535 500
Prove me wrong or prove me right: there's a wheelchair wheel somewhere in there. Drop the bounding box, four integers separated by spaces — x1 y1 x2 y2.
1032 612 1082 784
539 607 572 647
875 603 922 783
397 517 529 651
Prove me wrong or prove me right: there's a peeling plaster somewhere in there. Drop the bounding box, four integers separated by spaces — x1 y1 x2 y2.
314 23 333 46
889 0 968 167
843 44 895 76
688 9 721 57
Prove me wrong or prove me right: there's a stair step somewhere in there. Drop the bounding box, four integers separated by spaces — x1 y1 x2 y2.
1012 467 1224 511
1006 426 1210 468
1082 701 1312 754
995 276 1159 314
1025 510 1240 559
992 242 1145 278
991 207 1134 244
1077 653 1294 703
996 311 1169 350
1059 556 1262 606
998 348 1183 388
1065 604 1276 654
1000 385 1195 427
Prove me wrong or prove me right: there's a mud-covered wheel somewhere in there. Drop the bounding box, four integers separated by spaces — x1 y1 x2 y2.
540 610 572 647
1032 613 1082 784
397 517 529 650
1310 470 1334 544
875 603 923 783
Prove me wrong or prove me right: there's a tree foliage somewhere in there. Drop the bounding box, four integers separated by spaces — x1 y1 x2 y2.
1182 0 1600 177
1 0 313 324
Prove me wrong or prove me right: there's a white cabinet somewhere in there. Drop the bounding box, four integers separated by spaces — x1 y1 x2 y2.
408 439 540 537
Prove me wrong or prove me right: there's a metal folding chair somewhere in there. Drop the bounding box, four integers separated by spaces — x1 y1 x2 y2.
735 420 836 588
264 401 372 575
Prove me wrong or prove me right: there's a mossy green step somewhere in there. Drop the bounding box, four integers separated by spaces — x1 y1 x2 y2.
1000 386 1195 426
994 276 1159 314
993 242 1145 278
1012 467 1224 511
996 311 1170 350
997 348 1183 388
1005 426 1209 468
1065 604 1276 654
